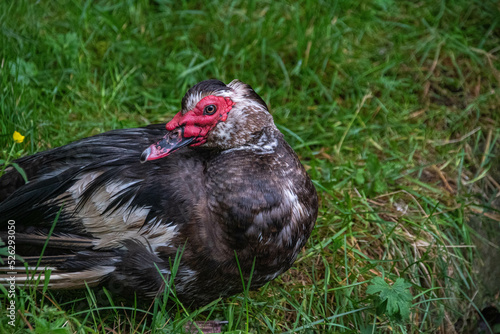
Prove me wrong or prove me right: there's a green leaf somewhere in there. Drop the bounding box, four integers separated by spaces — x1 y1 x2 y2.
11 162 28 183
9 58 38 85
366 153 382 175
355 168 366 185
372 179 387 194
367 277 413 321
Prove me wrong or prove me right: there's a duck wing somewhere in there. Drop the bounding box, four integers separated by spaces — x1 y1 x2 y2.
0 124 196 296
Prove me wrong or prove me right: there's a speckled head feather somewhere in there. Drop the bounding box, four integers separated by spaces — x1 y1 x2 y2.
200 80 272 149
181 79 231 114
140 79 275 161
227 80 268 110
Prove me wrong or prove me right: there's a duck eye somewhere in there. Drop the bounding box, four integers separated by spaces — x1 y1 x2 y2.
203 104 217 115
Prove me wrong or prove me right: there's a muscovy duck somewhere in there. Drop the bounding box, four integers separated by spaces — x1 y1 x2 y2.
0 79 318 307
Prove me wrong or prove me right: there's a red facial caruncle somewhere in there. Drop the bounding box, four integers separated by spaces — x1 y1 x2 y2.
166 95 234 146
140 95 235 163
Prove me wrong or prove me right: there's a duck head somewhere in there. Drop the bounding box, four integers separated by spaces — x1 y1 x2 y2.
140 79 274 162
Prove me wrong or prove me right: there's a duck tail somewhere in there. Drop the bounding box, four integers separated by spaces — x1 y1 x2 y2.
0 232 118 289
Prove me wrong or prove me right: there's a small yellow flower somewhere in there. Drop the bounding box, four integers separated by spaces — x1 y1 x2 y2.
13 131 25 143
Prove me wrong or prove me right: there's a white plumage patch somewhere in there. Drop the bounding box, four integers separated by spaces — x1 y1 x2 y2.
262 270 283 282
183 91 203 113
63 174 177 250
139 218 178 254
1 266 115 289
175 267 197 293
283 180 308 224
222 130 278 155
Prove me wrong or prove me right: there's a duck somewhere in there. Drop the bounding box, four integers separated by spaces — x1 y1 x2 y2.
0 79 318 308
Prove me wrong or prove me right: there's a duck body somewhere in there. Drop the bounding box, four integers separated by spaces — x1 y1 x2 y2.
0 80 318 307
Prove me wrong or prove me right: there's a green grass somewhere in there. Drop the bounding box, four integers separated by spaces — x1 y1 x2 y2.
1 0 500 332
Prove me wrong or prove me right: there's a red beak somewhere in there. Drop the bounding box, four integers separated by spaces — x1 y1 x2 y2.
140 127 195 163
